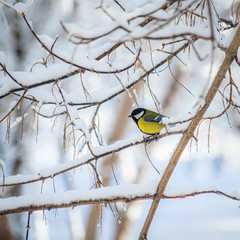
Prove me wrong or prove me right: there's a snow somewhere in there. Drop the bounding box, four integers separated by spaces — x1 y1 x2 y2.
10 111 32 129
0 0 239 239
14 0 35 14
0 159 6 169
0 51 6 64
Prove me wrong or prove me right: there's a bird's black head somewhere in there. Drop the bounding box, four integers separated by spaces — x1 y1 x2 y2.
129 108 146 123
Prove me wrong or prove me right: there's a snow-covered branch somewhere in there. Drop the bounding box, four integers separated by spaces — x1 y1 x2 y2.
0 183 239 215
0 130 183 187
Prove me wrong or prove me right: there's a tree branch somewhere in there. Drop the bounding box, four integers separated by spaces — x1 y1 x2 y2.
0 187 239 216
22 15 140 75
0 131 183 187
139 25 240 240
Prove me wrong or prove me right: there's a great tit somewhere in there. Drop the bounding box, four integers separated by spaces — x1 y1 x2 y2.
129 108 166 135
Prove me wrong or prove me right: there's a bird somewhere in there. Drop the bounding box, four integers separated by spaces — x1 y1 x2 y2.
129 108 166 135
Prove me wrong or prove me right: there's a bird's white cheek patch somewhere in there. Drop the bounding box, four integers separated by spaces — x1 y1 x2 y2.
134 111 144 119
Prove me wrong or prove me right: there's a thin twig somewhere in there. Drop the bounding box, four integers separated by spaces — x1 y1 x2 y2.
0 163 5 194
144 141 160 175
0 63 27 88
25 211 32 240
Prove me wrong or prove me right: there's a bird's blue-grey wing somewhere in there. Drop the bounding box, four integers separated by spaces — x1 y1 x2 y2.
144 114 164 122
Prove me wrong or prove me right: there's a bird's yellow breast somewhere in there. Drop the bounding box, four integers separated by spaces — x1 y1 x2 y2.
137 118 165 135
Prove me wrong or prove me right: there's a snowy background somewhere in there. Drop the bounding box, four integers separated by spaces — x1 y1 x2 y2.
0 0 240 239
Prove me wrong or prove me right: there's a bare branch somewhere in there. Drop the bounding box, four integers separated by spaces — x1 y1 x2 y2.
0 63 27 89
25 212 32 240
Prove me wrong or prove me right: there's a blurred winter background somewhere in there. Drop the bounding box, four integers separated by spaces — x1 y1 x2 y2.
0 0 240 239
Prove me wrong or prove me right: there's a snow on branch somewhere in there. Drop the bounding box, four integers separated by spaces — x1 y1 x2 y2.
0 183 239 215
0 130 184 188
0 38 194 103
0 0 35 16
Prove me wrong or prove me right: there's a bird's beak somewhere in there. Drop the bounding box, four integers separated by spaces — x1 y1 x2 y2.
128 114 131 118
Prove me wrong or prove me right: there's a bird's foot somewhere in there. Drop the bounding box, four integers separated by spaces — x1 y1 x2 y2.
143 133 159 144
